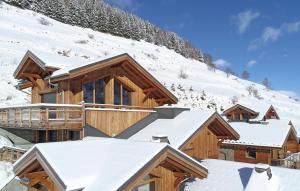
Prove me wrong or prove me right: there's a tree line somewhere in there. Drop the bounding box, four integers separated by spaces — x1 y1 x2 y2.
4 0 204 62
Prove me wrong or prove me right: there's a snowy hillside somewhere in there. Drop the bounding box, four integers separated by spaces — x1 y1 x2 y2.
1 3 300 129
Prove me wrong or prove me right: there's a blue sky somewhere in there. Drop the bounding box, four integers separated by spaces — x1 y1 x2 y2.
105 0 300 98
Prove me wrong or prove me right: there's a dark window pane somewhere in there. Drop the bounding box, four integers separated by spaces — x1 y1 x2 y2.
234 113 240 121
95 79 105 104
69 131 80 140
122 87 131 105
247 148 256 159
48 130 57 142
41 93 56 103
83 82 94 103
114 80 121 105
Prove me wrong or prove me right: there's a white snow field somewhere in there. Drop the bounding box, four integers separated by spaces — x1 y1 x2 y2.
1 2 300 129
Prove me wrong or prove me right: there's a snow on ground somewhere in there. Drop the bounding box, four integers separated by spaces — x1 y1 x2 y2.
0 161 13 189
0 3 300 128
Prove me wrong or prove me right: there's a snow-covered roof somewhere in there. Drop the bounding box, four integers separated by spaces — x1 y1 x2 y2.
14 138 207 191
185 159 300 191
223 120 295 148
51 52 125 78
129 110 239 149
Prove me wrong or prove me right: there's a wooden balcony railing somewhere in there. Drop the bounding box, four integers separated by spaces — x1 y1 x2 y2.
0 104 84 130
0 103 155 133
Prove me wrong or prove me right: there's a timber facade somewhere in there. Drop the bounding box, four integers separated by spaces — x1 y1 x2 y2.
0 51 177 144
222 104 300 165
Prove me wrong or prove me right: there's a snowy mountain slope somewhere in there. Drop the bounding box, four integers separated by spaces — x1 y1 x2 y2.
0 3 300 130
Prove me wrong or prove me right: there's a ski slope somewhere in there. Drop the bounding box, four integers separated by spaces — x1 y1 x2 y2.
0 2 300 130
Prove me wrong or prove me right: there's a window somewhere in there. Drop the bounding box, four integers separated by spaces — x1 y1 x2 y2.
122 86 131 105
68 131 80 141
114 79 132 105
132 175 155 191
38 131 47 143
114 80 121 105
41 93 56 103
246 148 256 159
234 113 240 121
48 130 58 142
83 82 94 103
95 79 105 104
243 113 249 121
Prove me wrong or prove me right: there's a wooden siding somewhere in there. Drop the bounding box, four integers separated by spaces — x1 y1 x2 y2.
182 126 220 160
233 148 271 164
150 166 176 191
224 107 258 122
85 109 151 136
222 136 300 165
54 66 159 107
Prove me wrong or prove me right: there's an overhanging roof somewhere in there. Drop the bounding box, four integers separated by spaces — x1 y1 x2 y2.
13 139 207 191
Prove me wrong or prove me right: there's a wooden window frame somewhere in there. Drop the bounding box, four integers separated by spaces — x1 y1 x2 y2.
114 79 133 106
83 78 106 104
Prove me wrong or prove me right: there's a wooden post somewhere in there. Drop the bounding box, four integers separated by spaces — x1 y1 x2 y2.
81 101 85 138
45 108 49 129
19 109 22 128
29 108 32 128
64 108 67 129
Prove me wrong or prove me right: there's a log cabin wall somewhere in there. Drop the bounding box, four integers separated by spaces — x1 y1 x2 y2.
233 147 271 164
182 126 220 160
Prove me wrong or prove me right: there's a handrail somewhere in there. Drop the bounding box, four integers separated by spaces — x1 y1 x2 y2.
84 103 153 110
0 103 82 110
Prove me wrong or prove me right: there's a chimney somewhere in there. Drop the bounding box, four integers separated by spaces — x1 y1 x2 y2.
152 134 170 144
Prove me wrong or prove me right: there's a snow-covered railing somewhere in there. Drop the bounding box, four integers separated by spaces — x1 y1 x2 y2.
273 152 300 169
0 104 84 129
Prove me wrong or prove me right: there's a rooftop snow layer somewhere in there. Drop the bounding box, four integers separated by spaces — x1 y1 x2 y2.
14 138 206 191
223 119 293 148
129 110 215 148
185 159 300 191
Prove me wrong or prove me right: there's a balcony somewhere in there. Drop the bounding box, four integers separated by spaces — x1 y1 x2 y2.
0 104 84 130
0 103 154 135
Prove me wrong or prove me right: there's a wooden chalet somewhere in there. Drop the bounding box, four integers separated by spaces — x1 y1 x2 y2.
223 104 280 122
8 138 207 191
0 50 177 144
221 120 300 165
129 109 239 160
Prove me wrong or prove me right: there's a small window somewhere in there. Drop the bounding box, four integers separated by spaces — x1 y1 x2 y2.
95 79 105 104
132 175 155 191
38 131 47 143
234 113 240 121
83 82 94 103
48 130 58 142
68 131 80 141
13 153 18 160
243 113 249 121
246 148 256 159
122 86 131 105
114 80 121 105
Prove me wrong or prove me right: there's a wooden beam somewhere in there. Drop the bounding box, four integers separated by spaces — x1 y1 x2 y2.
143 87 157 93
142 91 152 103
22 73 41 79
27 76 40 89
18 81 33 90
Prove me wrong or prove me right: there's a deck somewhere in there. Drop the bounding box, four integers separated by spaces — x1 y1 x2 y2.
0 104 84 130
0 103 154 133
